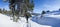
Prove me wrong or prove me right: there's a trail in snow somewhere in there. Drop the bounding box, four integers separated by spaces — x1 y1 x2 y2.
0 13 51 27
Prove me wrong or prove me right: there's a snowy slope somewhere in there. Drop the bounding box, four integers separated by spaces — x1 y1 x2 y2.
32 14 60 27
0 13 24 27
0 13 51 27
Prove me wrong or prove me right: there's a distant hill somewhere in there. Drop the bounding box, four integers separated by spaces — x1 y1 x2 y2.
46 10 60 15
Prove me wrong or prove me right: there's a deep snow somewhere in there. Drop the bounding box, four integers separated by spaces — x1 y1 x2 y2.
0 13 51 27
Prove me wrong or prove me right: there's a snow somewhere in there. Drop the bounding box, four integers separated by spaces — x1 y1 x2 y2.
44 14 60 18
46 10 60 15
0 13 51 27
32 14 60 27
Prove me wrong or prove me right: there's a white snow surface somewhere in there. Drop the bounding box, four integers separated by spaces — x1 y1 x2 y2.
32 14 60 27
0 13 51 27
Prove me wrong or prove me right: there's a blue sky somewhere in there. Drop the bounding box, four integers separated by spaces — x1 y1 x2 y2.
0 0 60 13
0 0 9 10
34 0 60 13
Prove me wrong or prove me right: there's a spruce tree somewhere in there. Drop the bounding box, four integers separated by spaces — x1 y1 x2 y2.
41 11 46 18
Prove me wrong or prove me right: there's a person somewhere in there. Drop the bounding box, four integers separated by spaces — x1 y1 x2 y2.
24 12 29 23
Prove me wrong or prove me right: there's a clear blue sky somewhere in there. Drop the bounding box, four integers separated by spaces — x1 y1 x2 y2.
0 0 60 13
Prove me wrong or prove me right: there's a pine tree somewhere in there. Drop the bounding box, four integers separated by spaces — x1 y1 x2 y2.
3 0 34 22
47 10 50 12
41 11 46 18
59 8 60 11
0 8 2 13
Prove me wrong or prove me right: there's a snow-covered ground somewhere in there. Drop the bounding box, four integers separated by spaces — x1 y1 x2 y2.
0 13 51 27
32 14 60 27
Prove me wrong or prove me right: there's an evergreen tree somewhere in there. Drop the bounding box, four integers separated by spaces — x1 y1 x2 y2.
23 0 34 23
41 11 46 18
3 0 34 22
0 8 2 13
59 8 60 11
2 8 5 14
47 10 50 12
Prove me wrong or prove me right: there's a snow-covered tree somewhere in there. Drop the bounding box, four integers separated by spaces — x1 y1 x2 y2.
3 0 34 22
59 8 60 11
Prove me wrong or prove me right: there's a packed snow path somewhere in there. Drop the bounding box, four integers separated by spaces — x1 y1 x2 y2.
0 13 51 27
